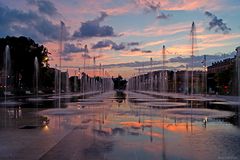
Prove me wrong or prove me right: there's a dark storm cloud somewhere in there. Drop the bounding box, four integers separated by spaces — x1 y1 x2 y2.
27 0 59 16
156 12 172 19
92 40 140 51
73 12 116 38
130 48 152 53
0 5 70 43
91 40 125 51
92 40 114 49
205 11 231 34
127 42 139 46
63 43 87 54
131 48 141 52
63 43 90 61
142 50 152 53
112 43 125 50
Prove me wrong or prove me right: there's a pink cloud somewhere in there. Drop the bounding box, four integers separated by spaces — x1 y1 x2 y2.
122 22 190 37
136 0 223 11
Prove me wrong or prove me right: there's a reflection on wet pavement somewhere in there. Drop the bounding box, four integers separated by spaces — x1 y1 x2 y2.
0 91 240 160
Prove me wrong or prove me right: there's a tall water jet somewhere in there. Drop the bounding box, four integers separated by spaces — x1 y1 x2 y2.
150 58 153 91
236 47 240 100
99 63 102 91
3 45 11 104
93 57 96 77
66 69 70 93
161 45 168 93
173 70 177 93
74 70 77 92
202 55 207 96
34 57 39 95
102 68 105 92
190 22 196 95
185 65 189 94
34 57 39 126
3 45 11 128
236 47 240 123
93 57 96 91
54 64 58 94
78 68 81 93
58 21 65 108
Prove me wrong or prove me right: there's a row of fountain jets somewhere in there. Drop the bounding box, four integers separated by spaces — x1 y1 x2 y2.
2 44 113 101
128 22 240 98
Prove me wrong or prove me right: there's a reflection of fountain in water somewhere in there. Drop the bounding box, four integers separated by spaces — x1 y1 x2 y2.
7 107 22 119
115 91 126 103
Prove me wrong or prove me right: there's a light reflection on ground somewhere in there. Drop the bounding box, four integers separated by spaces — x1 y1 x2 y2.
0 91 240 160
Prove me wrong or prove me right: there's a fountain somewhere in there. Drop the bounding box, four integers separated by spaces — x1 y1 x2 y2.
66 69 70 93
190 22 196 96
150 58 153 91
236 47 240 125
3 45 11 103
184 65 189 94
34 57 39 95
173 70 177 93
236 47 240 100
2 45 11 127
74 70 77 92
34 57 39 127
27 57 41 101
54 64 58 94
161 45 168 93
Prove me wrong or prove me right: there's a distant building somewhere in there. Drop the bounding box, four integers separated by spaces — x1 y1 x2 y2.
207 49 239 95
129 70 204 94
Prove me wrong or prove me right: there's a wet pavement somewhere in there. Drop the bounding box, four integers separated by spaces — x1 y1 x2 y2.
0 91 240 160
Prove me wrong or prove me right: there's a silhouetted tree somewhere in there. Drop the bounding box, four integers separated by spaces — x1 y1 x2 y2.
0 36 50 91
112 75 127 90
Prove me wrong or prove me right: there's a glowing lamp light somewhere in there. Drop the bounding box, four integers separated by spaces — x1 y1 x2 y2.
44 56 49 61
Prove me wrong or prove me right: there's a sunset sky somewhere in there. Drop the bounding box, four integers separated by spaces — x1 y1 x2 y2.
1 0 240 78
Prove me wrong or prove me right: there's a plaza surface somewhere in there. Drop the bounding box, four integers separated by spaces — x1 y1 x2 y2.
0 91 240 160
